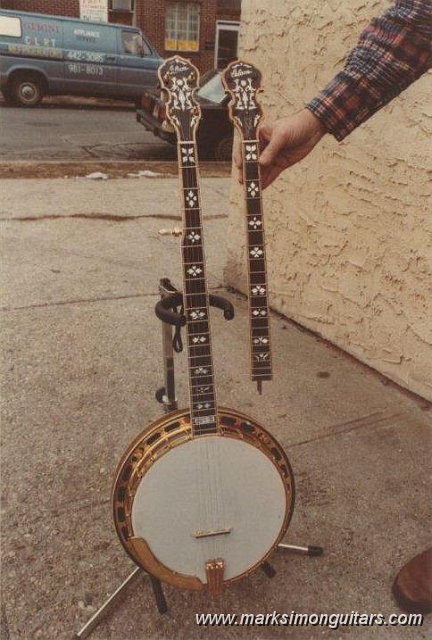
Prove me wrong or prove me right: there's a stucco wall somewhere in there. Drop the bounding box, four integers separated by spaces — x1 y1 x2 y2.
224 0 432 400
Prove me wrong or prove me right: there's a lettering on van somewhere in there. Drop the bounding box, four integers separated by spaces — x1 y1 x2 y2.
24 22 60 34
66 49 105 63
68 63 104 76
7 44 62 59
73 28 100 43
24 36 58 48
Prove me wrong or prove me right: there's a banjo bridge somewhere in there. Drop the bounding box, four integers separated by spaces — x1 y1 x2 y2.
192 527 232 539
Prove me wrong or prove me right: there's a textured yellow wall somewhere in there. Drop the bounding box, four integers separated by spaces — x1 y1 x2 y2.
225 0 432 400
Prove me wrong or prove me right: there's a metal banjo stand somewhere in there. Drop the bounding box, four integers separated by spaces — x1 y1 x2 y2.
76 277 323 640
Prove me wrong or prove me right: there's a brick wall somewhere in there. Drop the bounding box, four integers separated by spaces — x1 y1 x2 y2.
2 0 240 72
136 0 224 74
1 0 80 17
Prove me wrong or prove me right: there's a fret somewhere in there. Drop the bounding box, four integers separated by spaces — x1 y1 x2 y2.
250 323 269 332
182 245 204 258
181 164 200 184
250 317 270 330
188 347 212 360
188 353 213 366
249 260 266 275
191 389 214 400
184 292 208 309
191 373 213 382
183 211 203 228
251 335 270 345
244 166 260 182
247 231 265 246
186 323 209 335
246 208 263 219
182 256 205 268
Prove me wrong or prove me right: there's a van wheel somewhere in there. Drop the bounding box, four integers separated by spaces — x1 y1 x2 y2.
214 136 233 162
11 75 44 107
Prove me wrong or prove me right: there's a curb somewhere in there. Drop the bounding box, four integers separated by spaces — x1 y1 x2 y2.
0 160 232 179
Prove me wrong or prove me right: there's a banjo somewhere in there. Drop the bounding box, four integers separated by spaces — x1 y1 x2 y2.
112 56 294 595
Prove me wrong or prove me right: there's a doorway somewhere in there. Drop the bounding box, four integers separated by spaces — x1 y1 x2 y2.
215 21 240 69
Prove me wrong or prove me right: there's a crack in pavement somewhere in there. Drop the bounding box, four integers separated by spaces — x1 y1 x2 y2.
1 213 228 222
0 292 158 312
286 409 403 448
1 285 225 312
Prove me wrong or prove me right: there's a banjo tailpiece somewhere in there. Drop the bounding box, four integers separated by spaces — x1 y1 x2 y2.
206 558 225 596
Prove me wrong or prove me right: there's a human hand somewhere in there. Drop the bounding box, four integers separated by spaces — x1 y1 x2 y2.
234 108 327 189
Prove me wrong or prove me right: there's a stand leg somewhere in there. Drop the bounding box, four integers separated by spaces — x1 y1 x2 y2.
158 280 179 412
261 561 277 578
75 568 143 639
75 569 168 639
278 543 324 557
149 574 168 614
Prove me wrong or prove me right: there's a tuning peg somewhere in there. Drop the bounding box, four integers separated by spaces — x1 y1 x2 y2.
158 228 183 237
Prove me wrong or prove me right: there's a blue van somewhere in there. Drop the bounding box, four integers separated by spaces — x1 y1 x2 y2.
0 9 162 106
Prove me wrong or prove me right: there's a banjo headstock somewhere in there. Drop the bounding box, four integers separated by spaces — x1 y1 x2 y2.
221 60 264 140
158 56 201 142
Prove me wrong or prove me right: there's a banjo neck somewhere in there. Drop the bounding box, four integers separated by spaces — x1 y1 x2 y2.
159 57 218 437
222 61 272 391
242 139 272 386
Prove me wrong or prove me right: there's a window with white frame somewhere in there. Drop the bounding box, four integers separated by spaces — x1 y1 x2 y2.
111 1 134 10
165 2 200 52
0 16 22 38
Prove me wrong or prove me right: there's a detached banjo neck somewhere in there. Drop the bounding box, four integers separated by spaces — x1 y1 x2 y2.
158 57 218 437
222 61 272 393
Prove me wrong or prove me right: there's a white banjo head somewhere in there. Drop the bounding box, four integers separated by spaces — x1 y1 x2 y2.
113 408 295 591
133 435 286 582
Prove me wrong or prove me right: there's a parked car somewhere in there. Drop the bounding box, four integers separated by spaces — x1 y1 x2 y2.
0 9 162 107
136 70 233 161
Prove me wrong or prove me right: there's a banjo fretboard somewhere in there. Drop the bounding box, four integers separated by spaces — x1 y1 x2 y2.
179 141 218 436
243 139 272 384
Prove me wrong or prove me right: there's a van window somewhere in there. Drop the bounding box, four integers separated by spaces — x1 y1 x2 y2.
63 23 116 53
0 16 22 38
122 31 151 56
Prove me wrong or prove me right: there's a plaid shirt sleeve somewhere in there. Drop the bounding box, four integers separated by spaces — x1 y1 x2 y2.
306 0 432 141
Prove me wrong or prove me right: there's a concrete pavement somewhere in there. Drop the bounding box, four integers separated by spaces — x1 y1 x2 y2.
0 174 431 639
